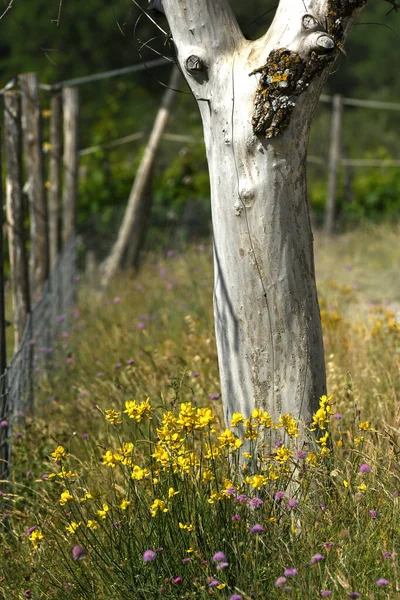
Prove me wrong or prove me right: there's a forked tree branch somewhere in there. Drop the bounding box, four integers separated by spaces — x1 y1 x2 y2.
161 0 243 59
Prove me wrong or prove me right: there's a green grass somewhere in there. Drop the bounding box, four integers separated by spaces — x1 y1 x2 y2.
1 223 399 599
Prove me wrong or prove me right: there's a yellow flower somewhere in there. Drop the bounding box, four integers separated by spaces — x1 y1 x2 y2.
196 407 215 428
218 429 243 450
59 490 73 505
317 432 329 447
66 521 81 534
337 440 343 447
205 444 220 460
102 450 119 467
202 470 215 482
80 492 93 502
230 412 244 427
217 584 226 590
57 467 77 479
357 483 367 493
51 445 68 461
207 491 223 504
105 409 121 425
245 474 267 489
120 500 131 510
343 480 350 488
131 465 150 480
97 504 110 519
275 445 292 463
243 452 252 459
359 422 370 431
179 522 194 532
150 499 168 517
124 398 153 423
87 520 98 530
244 419 258 440
306 453 318 467
177 402 197 431
278 413 299 437
29 529 44 550
168 487 179 498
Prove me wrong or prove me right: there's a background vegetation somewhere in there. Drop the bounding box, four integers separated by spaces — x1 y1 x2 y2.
1 0 399 259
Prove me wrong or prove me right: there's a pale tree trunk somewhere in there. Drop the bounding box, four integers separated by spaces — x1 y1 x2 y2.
101 65 181 287
161 0 366 431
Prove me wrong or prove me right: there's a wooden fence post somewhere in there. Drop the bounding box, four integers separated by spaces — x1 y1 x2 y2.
20 73 49 300
4 91 31 351
100 65 181 286
48 91 63 270
0 119 8 481
324 94 344 235
0 110 7 378
62 87 79 245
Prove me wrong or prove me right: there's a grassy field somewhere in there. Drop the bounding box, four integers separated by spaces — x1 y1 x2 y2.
0 223 399 599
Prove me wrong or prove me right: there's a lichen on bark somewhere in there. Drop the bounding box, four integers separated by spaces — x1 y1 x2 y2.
250 48 334 139
250 0 368 139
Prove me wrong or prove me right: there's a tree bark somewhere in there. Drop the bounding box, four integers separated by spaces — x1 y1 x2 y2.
161 0 366 430
101 65 181 287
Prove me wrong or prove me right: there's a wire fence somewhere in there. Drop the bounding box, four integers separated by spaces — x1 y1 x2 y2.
0 237 77 480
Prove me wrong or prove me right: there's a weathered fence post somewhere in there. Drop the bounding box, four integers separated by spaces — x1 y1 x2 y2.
4 91 31 351
20 73 49 300
48 91 63 270
62 87 79 245
100 65 181 286
324 94 344 235
0 112 9 481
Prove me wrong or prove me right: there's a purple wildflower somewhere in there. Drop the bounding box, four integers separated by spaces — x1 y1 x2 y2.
333 413 343 420
225 487 237 496
311 554 325 564
275 577 287 587
295 450 307 460
126 359 135 365
230 595 243 600
284 568 298 576
192 371 200 378
376 579 389 587
287 498 298 510
322 542 333 549
24 591 31 598
173 577 181 584
26 526 37 537
167 250 175 258
320 592 332 597
0 420 8 428
143 549 157 562
182 557 191 564
216 562 229 570
81 433 89 440
274 491 285 501
41 473 49 480
369 510 380 519
207 578 220 588
248 497 263 509
359 464 371 473
274 440 284 449
113 297 121 304
15 432 23 439
235 494 249 504
383 551 392 559
250 524 264 533
348 593 361 599
212 551 227 563
72 545 88 561
209 393 220 400
232 514 240 521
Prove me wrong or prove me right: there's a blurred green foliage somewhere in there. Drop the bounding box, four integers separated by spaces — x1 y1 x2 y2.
0 0 399 252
